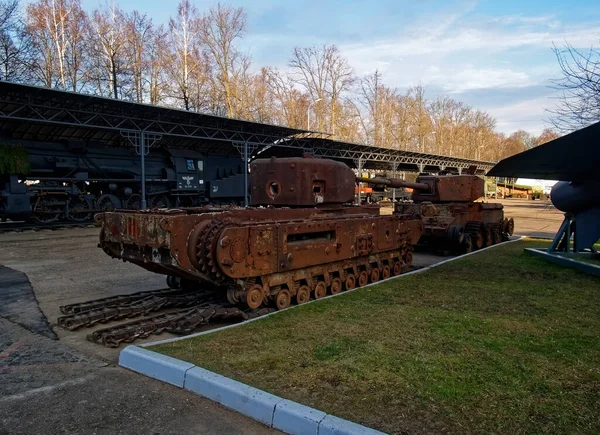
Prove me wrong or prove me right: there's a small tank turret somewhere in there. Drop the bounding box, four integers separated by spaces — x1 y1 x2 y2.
360 172 514 253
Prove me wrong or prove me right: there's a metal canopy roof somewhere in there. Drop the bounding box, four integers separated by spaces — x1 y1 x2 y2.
264 138 495 174
0 81 312 155
488 122 599 182
0 81 495 173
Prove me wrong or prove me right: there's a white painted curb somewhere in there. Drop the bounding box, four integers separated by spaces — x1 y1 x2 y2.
144 236 524 347
119 345 386 435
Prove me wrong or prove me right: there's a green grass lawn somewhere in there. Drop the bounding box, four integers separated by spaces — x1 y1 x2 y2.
153 240 600 434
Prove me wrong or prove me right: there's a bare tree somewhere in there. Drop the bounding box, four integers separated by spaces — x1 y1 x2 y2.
89 3 128 98
200 3 247 118
549 41 600 132
123 10 153 102
164 0 205 111
289 44 354 135
0 0 35 82
25 0 87 90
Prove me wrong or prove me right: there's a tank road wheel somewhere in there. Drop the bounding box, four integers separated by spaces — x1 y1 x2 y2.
344 275 356 291
470 230 484 250
330 278 342 295
166 275 181 289
404 251 413 267
492 229 502 245
245 284 264 309
461 236 473 253
370 268 380 283
314 281 327 299
276 289 291 310
505 218 515 236
358 270 369 287
483 226 493 248
296 285 310 305
392 261 402 276
226 287 240 305
382 265 391 279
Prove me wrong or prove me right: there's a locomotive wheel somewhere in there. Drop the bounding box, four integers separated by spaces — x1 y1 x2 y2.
358 271 369 287
382 265 391 279
392 261 402 276
96 194 122 212
344 275 356 291
404 251 413 266
125 194 142 210
68 196 93 222
32 196 61 223
276 289 291 310
330 278 342 295
296 285 310 305
370 268 380 283
150 194 171 209
314 281 327 299
246 284 264 309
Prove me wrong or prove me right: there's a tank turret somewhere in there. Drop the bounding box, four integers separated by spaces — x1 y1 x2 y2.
357 174 485 203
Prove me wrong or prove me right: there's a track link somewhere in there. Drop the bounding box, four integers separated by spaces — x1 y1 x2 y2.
87 305 274 348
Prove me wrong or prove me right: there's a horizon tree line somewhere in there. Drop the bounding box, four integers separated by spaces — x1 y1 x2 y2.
0 0 570 162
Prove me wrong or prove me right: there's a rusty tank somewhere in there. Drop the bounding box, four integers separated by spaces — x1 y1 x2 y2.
96 156 424 310
358 172 514 253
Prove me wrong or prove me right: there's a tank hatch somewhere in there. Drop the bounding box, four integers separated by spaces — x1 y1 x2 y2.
250 156 356 206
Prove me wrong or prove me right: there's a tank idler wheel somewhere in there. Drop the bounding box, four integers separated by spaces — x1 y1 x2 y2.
370 268 380 283
404 251 413 266
314 281 327 299
344 275 356 291
246 284 264 309
358 271 369 287
330 278 342 295
296 285 310 305
382 265 391 279
275 289 291 310
392 261 402 276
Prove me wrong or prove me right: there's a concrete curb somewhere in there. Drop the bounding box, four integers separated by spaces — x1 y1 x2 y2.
119 345 386 435
144 236 524 347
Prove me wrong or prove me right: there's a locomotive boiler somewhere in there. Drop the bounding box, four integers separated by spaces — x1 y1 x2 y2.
359 173 514 253
97 156 424 310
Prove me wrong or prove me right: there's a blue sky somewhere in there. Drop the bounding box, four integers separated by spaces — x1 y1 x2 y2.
82 0 600 135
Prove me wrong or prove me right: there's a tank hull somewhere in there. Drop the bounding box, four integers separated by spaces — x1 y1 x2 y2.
98 206 423 309
395 201 513 252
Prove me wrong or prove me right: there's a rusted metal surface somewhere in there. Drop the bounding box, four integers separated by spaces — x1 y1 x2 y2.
250 156 356 206
96 156 424 312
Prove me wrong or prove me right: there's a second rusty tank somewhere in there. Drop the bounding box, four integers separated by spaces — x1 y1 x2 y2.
97 156 423 310
358 172 514 253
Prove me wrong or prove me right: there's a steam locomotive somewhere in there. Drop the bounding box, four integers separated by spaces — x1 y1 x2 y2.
0 139 246 223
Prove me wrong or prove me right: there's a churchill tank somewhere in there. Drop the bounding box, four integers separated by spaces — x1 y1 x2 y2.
359 172 514 253
97 156 423 310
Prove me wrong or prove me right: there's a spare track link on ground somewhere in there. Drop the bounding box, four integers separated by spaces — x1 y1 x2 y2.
57 289 220 330
86 305 274 348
